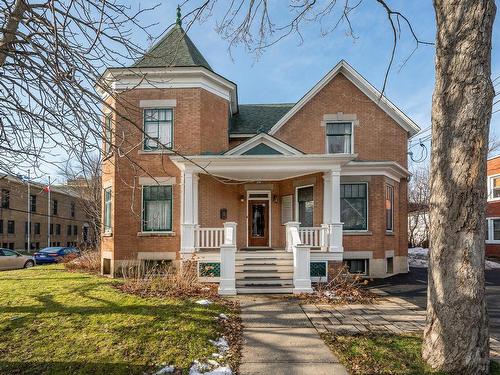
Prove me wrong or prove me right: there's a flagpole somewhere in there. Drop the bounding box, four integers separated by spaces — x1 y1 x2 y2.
47 176 51 247
27 170 31 253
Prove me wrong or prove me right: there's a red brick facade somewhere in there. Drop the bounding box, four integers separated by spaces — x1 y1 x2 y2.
101 67 413 278
487 156 500 257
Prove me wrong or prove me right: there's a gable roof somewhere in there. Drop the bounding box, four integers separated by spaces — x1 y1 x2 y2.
225 133 304 155
133 24 212 70
267 60 421 137
230 104 294 135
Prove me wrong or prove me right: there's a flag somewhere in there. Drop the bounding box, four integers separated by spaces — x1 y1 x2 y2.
43 186 50 193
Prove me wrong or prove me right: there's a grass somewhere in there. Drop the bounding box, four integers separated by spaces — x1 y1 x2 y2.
322 333 500 375
0 265 234 375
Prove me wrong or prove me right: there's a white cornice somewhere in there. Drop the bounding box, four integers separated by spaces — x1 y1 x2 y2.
224 133 303 155
97 66 238 114
268 60 420 137
341 161 410 181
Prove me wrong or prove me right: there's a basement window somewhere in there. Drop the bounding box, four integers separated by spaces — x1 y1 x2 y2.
344 259 369 276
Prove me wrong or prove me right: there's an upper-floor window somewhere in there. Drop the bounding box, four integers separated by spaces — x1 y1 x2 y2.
489 175 500 201
103 188 112 233
0 220 3 234
52 200 58 216
67 224 72 236
143 108 173 151
487 218 500 243
7 220 15 234
1 189 9 209
341 183 368 231
104 115 112 156
30 195 36 212
55 224 61 236
385 185 394 232
326 122 352 154
71 202 75 218
73 225 78 236
34 223 41 235
142 185 172 232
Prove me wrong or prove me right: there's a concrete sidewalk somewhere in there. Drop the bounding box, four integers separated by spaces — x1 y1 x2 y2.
238 296 348 375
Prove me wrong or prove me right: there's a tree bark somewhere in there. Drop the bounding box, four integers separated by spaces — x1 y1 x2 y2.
423 1 496 374
0 0 27 66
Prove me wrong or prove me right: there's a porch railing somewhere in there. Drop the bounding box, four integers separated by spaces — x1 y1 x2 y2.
298 225 329 248
194 227 225 249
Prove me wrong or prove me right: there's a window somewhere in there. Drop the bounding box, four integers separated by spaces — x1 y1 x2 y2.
73 225 78 236
487 218 500 242
0 220 3 234
385 185 394 232
24 221 30 235
326 122 352 154
7 220 15 234
344 259 369 275
30 195 36 212
386 257 394 274
71 202 75 218
50 223 53 235
341 183 368 231
281 195 293 224
103 188 112 233
67 225 72 236
56 224 61 235
34 223 40 235
104 115 112 155
310 262 327 280
52 200 58 215
2 249 16 257
296 186 314 227
143 108 173 150
142 185 173 232
1 189 9 208
8 243 14 250
489 175 500 200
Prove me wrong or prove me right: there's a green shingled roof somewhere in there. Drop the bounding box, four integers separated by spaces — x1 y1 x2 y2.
230 104 294 134
133 24 212 70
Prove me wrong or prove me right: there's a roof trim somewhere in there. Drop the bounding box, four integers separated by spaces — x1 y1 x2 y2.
224 133 304 156
268 60 420 137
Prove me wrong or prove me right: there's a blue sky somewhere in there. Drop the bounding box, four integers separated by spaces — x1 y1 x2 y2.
144 0 497 164
40 1 500 183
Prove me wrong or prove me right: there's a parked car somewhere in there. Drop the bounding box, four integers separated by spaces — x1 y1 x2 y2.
0 249 35 270
34 247 80 264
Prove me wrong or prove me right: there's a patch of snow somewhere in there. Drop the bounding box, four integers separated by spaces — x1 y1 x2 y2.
189 364 232 375
209 337 229 354
154 365 174 374
218 313 228 320
408 248 500 270
196 299 213 306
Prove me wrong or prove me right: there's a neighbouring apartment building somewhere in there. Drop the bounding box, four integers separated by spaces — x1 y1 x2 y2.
99 16 420 293
0 175 91 251
487 155 500 257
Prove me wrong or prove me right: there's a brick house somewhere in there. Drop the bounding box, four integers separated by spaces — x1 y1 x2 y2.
487 155 500 257
0 175 91 251
99 20 420 294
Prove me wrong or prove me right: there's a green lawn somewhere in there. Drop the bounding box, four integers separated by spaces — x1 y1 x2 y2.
0 265 233 375
322 333 500 375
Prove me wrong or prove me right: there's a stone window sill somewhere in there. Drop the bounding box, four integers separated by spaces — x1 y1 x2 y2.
385 231 395 236
343 231 373 236
102 232 113 237
137 231 176 237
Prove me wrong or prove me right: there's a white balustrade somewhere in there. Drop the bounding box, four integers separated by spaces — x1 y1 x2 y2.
194 227 225 249
286 224 313 294
298 226 329 249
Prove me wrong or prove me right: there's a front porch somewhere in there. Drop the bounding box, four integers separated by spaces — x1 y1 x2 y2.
173 153 352 295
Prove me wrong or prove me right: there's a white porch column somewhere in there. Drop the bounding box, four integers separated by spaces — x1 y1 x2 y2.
323 169 344 256
293 245 313 294
181 169 199 256
285 221 300 252
219 221 237 295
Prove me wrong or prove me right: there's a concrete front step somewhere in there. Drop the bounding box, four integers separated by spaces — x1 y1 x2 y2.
237 286 294 294
236 251 291 259
236 271 293 278
237 279 293 286
236 264 292 272
236 259 294 266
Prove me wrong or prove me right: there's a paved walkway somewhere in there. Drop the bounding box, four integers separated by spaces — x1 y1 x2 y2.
238 296 348 375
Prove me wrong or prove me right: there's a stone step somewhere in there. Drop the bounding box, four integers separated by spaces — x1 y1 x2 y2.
237 286 294 294
236 278 293 287
236 272 293 279
235 259 293 266
236 251 291 259
235 264 292 272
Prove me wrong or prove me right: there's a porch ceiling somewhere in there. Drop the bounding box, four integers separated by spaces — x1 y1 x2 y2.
171 154 356 181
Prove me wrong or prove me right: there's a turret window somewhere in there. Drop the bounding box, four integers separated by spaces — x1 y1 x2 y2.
143 108 173 151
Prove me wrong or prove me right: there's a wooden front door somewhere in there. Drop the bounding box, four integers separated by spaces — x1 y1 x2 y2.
248 200 269 247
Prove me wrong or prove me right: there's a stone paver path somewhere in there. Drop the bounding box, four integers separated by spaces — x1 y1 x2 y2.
238 295 348 375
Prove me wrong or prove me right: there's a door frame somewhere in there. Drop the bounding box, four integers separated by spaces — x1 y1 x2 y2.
246 190 272 248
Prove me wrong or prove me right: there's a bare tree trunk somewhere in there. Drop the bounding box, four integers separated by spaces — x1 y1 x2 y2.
423 1 496 374
0 0 27 66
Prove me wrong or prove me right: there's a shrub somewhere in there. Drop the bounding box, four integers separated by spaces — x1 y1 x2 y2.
64 249 100 273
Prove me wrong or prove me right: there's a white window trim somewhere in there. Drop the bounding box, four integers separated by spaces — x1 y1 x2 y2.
295 184 315 225
341 182 369 233
324 121 354 155
140 185 174 234
487 217 500 244
487 174 500 202
103 187 112 234
142 108 174 152
385 184 394 233
344 258 369 276
246 190 272 248
310 261 328 282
